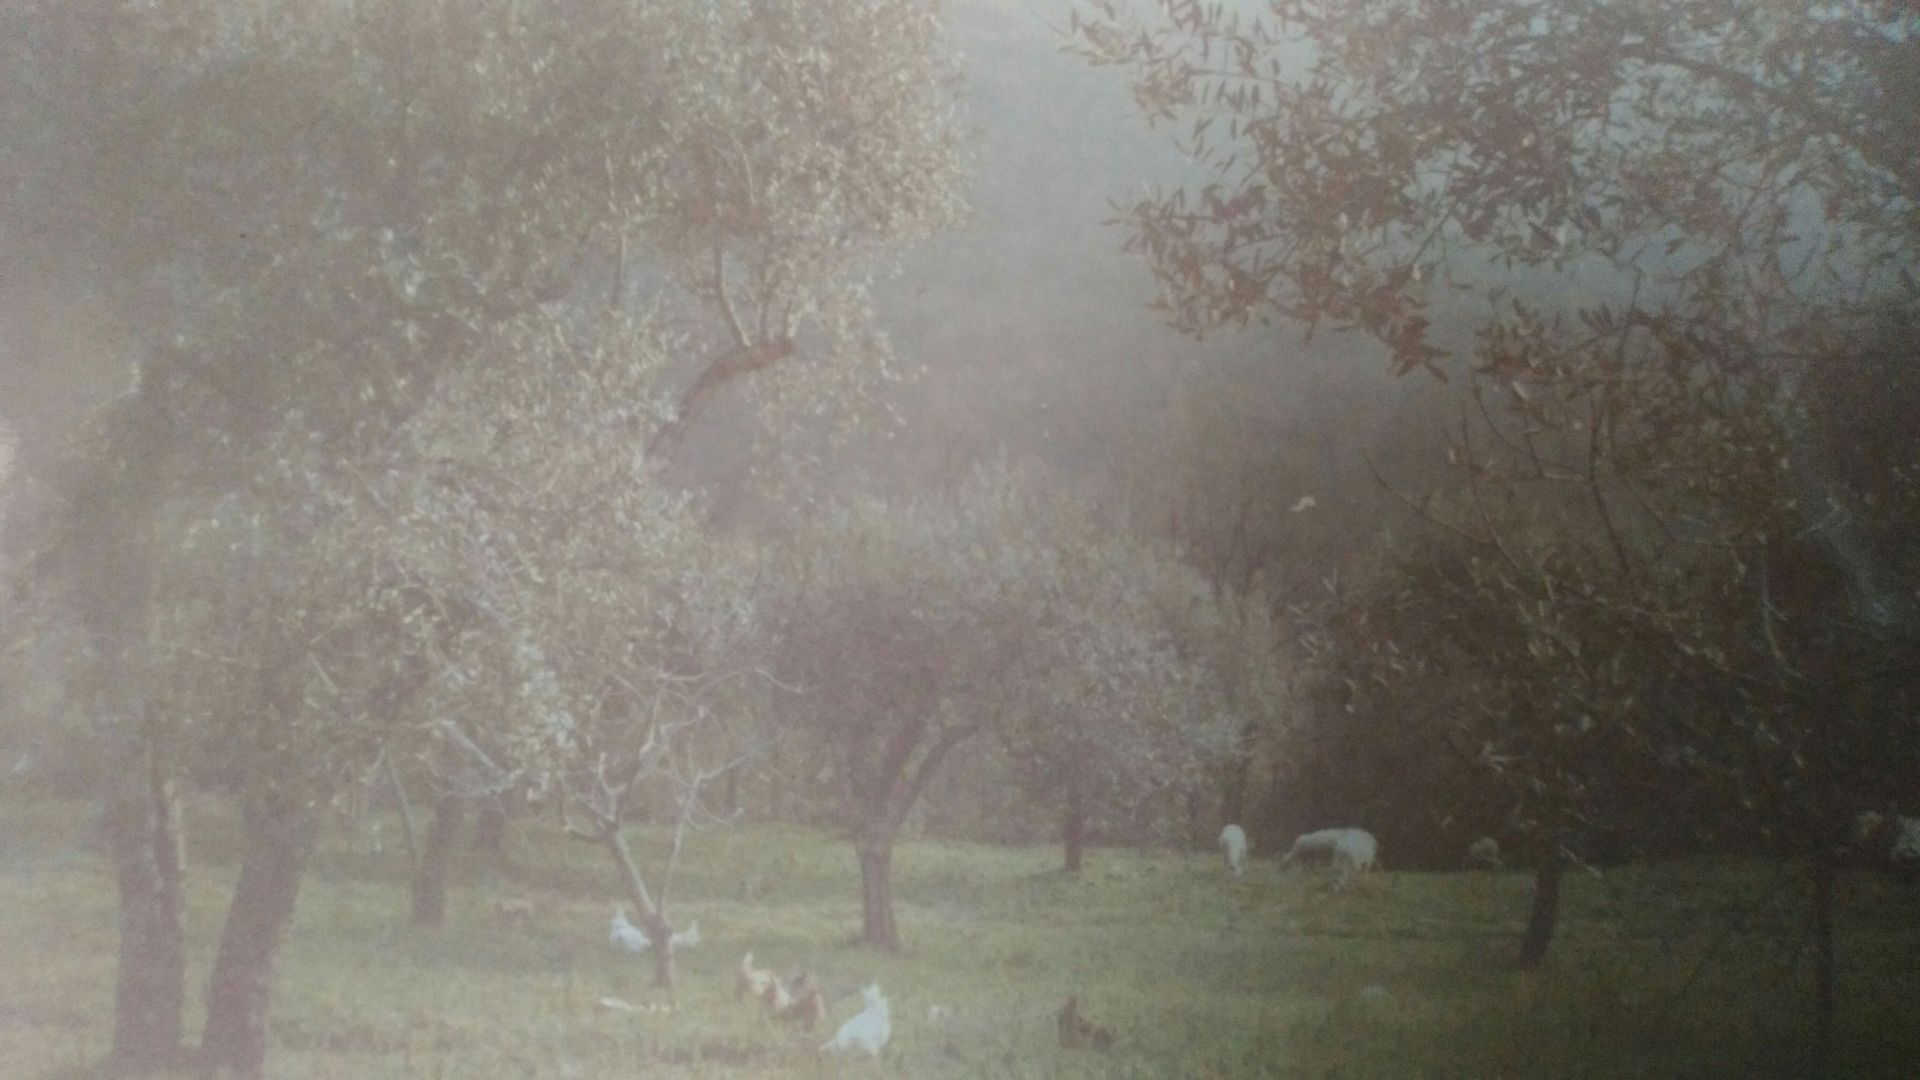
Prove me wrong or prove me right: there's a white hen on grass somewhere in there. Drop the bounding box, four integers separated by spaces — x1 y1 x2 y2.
820 983 891 1056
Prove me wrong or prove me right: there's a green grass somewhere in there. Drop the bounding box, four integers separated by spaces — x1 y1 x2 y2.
3 798 1918 1078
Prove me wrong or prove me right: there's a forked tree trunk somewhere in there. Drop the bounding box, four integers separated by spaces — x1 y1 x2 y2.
604 827 677 989
473 797 507 852
1810 852 1837 1078
199 797 319 1080
1518 841 1567 970
411 794 462 926
105 742 187 1070
1062 771 1086 874
857 831 900 950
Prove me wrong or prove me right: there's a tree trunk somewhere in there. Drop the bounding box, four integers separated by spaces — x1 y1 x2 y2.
857 832 900 950
649 921 676 990
199 797 319 1080
105 744 187 1070
1810 851 1837 1078
604 827 676 990
385 755 420 873
167 781 188 873
1222 751 1252 826
411 794 462 927
1518 841 1567 970
1062 771 1086 874
1255 763 1287 841
473 796 507 853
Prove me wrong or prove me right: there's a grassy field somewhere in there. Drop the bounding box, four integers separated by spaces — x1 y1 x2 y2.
3 798 1918 1078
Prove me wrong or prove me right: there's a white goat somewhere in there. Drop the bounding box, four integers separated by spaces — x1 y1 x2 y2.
1219 824 1249 877
1281 827 1379 889
1464 836 1502 869
670 920 700 949
609 907 650 952
820 983 891 1056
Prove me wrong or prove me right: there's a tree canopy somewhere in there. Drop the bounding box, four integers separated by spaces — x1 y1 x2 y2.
1074 0 1920 1025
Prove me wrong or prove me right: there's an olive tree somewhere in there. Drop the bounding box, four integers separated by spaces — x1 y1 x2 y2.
1004 517 1278 871
145 450 427 1074
1073 0 1920 1059
369 307 767 990
768 470 1061 949
1 0 965 1072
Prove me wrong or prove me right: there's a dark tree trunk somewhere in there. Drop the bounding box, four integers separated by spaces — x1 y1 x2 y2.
105 744 187 1071
649 921 676 990
199 797 318 1080
1222 752 1252 826
1186 785 1206 844
1062 771 1086 874
1518 842 1567 970
473 796 507 853
857 832 900 950
1255 763 1287 841
411 794 462 927
1810 852 1837 1078
604 827 677 990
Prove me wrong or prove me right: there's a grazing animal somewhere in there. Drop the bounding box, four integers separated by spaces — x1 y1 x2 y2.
609 907 651 953
1464 836 1503 870
1281 827 1379 889
775 972 828 1031
736 952 778 1002
1056 996 1114 1050
820 982 890 1056
1219 823 1249 876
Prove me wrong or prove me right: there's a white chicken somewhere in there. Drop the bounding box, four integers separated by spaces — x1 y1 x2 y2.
820 983 891 1056
609 907 650 952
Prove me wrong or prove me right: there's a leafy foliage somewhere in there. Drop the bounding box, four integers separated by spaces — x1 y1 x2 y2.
1074 0 1920 865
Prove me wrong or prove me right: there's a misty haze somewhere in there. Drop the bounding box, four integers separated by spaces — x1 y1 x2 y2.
0 1 1916 1078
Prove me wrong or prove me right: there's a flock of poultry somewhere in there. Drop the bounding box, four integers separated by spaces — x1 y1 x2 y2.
590 906 1113 1058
